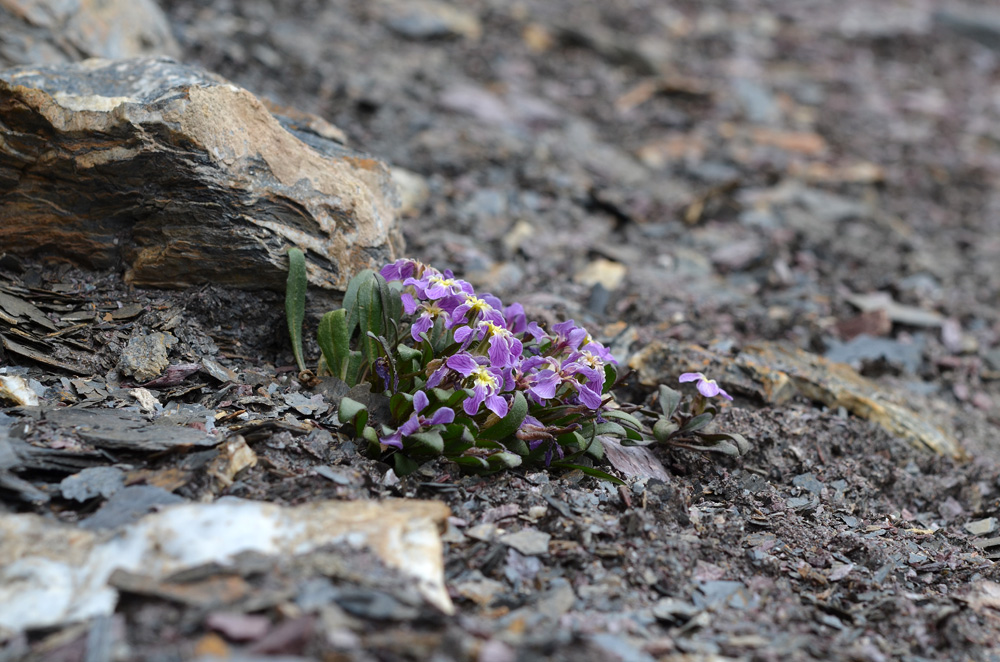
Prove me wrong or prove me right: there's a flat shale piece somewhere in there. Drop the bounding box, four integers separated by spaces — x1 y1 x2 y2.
0 57 401 291
44 407 217 451
0 498 451 636
630 340 965 459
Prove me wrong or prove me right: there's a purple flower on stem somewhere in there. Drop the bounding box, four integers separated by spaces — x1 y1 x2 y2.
446 352 512 418
380 390 455 449
402 293 447 341
447 293 506 328
454 320 523 367
380 259 422 282
502 302 547 341
404 271 473 300
551 319 589 351
679 372 733 401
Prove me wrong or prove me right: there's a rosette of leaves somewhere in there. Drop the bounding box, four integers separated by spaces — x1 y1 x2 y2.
619 385 751 457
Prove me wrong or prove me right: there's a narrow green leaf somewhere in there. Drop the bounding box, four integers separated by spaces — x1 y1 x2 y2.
602 409 644 430
603 364 618 394
584 435 604 460
477 391 528 441
318 309 351 380
342 269 368 338
452 455 490 471
658 384 682 419
551 462 625 485
681 412 713 433
284 247 308 373
696 432 751 455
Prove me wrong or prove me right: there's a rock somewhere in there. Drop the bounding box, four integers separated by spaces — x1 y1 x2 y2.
378 0 481 41
118 332 176 382
629 340 965 459
0 0 179 67
0 57 401 291
0 498 452 636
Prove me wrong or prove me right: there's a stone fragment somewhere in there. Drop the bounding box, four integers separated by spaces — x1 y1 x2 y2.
574 258 627 291
0 57 401 291
499 528 551 556
118 332 176 382
60 466 125 502
0 498 452 636
0 0 179 67
376 0 482 41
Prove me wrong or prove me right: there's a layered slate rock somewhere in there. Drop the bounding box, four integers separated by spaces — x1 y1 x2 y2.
0 0 179 67
0 57 401 290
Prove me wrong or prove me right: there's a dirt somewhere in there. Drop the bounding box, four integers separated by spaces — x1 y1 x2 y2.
4 0 1000 660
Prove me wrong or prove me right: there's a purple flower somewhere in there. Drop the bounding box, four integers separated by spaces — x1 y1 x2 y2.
380 259 422 282
402 293 447 341
404 271 473 301
453 320 524 367
552 319 589 351
503 302 547 341
446 353 512 418
447 293 506 328
679 372 733 401
380 390 455 449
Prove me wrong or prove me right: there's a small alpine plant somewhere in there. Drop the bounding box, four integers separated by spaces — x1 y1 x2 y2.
285 251 748 481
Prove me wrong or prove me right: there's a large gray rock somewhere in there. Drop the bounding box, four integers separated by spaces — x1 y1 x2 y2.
0 57 402 290
0 0 179 67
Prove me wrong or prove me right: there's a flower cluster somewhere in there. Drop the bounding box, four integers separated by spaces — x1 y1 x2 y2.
287 250 747 479
379 259 617 446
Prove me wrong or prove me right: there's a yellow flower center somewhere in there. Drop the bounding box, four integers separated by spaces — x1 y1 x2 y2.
471 365 498 389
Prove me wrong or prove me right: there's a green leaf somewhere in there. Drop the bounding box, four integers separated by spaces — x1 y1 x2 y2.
550 462 625 485
285 247 308 373
477 391 528 441
602 409 643 430
362 426 379 445
486 452 523 470
338 397 368 430
389 392 414 421
603 364 618 394
318 309 351 381
681 412 713 433
406 430 444 455
658 384 681 419
397 344 422 363
584 435 604 460
653 418 679 442
342 269 366 338
394 453 421 476
452 455 490 471
696 432 751 456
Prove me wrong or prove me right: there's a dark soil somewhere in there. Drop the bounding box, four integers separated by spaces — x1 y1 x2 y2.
4 1 1000 660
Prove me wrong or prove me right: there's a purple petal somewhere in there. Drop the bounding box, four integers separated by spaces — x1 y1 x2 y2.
380 431 403 449
463 386 486 416
528 370 559 400
679 372 705 384
410 315 433 341
427 407 455 426
577 384 603 410
484 393 508 418
401 292 418 315
446 353 479 376
413 390 429 414
453 325 476 343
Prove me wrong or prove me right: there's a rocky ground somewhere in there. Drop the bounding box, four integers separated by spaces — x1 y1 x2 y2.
3 0 1000 660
